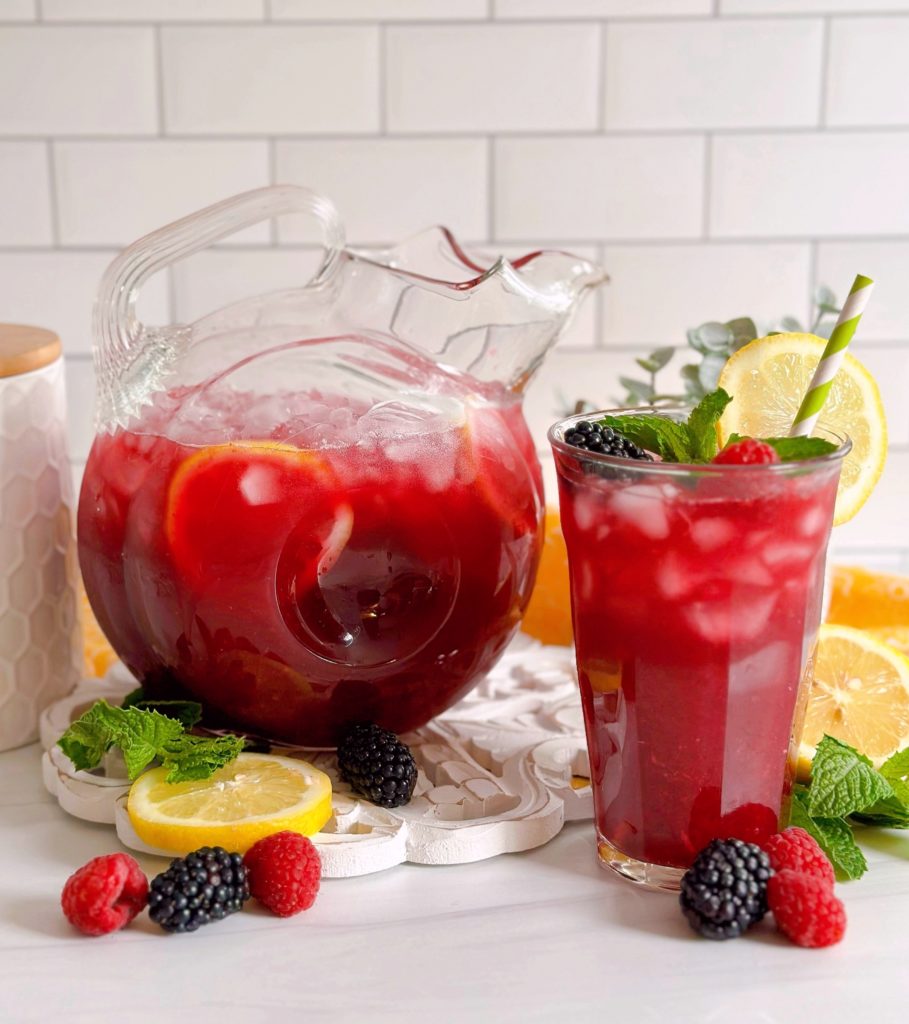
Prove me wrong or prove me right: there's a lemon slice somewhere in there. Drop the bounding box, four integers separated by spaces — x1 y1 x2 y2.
166 440 352 586
127 753 333 855
797 624 909 777
717 333 887 525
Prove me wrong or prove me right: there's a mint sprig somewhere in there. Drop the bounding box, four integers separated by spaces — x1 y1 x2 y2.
794 735 909 880
596 387 841 465
58 699 244 784
725 433 838 462
597 388 731 464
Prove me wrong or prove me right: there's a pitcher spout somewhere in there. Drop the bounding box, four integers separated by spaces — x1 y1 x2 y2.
343 227 608 393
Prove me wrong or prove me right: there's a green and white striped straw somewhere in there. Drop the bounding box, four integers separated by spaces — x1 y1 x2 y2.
789 273 875 438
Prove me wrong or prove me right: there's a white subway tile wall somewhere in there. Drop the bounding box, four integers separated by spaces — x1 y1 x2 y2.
0 1 905 566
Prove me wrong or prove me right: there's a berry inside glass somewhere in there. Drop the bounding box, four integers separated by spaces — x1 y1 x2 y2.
79 337 543 746
550 410 848 890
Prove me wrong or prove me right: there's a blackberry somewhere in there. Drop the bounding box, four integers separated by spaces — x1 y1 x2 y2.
564 421 653 462
337 723 418 809
148 846 249 933
680 838 773 940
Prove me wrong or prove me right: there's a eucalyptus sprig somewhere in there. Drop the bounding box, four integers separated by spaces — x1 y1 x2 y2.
564 285 845 415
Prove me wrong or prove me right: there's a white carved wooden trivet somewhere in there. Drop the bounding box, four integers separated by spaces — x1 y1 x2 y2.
40 638 592 877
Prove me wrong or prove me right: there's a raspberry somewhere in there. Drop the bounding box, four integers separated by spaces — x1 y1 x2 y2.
244 831 321 917
763 828 835 887
768 869 846 948
713 438 780 465
61 853 148 936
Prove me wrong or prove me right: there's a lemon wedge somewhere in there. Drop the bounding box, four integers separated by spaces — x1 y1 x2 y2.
717 333 887 525
797 624 909 777
127 753 333 855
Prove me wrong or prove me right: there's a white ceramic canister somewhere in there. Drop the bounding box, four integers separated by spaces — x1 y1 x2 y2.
0 324 81 750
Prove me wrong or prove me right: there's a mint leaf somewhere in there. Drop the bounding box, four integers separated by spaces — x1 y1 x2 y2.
598 414 691 462
57 700 119 771
790 789 868 880
852 798 909 829
57 698 243 784
857 748 909 826
121 686 146 709
879 747 909 806
724 433 838 462
762 436 838 461
807 735 894 818
132 700 202 731
686 388 732 462
115 708 185 780
161 733 246 783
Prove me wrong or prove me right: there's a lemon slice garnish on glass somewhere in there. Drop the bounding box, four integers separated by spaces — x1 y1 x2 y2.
717 332 887 525
127 753 333 855
797 624 909 779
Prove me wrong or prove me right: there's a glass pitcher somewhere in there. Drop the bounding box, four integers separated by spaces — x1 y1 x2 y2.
78 185 605 745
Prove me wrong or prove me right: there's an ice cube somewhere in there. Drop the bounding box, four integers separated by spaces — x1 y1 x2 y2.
761 540 815 569
728 555 774 587
573 495 598 532
690 516 736 553
655 551 698 600
609 484 669 540
729 641 792 697
798 505 828 538
683 593 776 645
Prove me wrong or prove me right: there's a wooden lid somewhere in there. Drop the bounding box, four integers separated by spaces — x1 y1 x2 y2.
0 324 62 379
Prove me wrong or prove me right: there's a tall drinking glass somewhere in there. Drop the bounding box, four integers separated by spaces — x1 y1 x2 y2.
549 410 849 891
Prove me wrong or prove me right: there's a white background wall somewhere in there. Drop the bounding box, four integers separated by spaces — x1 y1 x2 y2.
0 0 906 566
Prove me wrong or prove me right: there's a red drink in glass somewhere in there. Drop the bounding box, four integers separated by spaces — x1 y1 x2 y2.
550 411 846 890
78 341 542 747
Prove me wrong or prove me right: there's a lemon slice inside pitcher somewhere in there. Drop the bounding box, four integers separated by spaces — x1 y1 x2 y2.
717 332 886 525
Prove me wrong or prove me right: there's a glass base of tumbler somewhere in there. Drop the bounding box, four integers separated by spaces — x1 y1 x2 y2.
597 835 685 892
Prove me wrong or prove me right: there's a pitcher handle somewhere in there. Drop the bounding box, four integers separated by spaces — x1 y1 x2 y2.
93 185 345 376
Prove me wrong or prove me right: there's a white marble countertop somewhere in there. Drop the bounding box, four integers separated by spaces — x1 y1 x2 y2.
2 740 908 1024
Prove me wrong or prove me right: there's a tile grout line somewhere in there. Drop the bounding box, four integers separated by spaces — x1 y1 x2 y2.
818 16 832 128
45 140 60 247
487 136 495 241
701 135 712 240
378 23 387 134
10 125 909 143
33 0 41 20
597 21 608 132
268 138 278 244
14 13 909 27
808 241 820 325
154 24 166 136
4 236 909 252
8 125 909 142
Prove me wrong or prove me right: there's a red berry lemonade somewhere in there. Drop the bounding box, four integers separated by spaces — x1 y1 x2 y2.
78 343 543 746
551 416 844 883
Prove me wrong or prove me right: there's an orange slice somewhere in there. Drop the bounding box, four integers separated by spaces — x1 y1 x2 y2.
79 584 118 678
521 507 573 647
827 564 909 630
166 441 352 586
